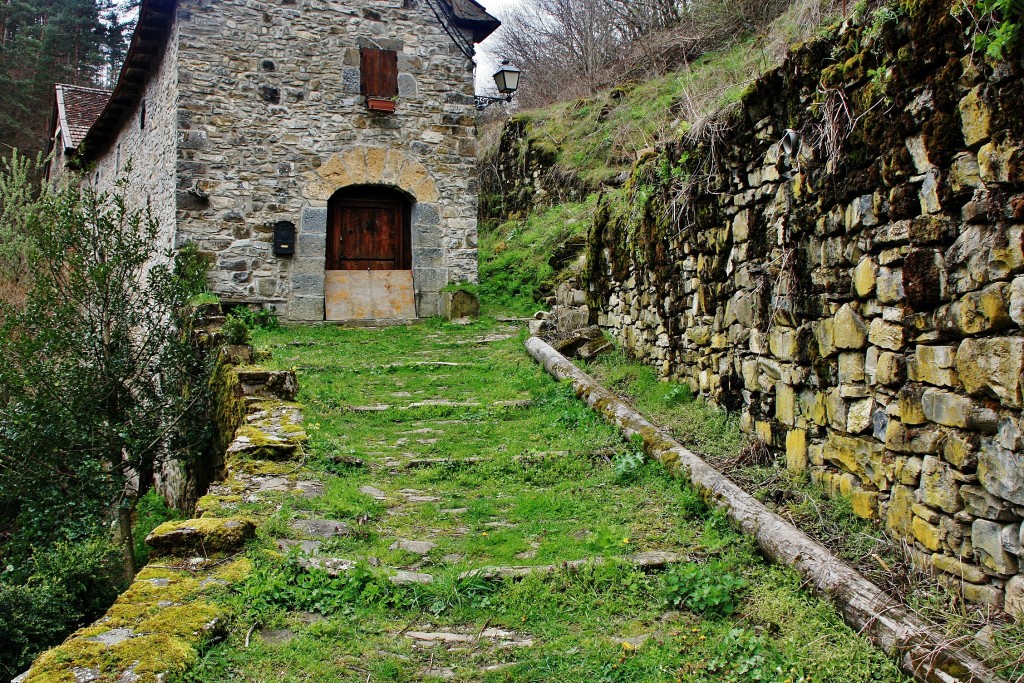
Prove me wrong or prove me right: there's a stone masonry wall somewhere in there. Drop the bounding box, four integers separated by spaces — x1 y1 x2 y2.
17 359 304 683
91 17 180 250
73 18 185 507
585 1 1024 615
174 0 481 320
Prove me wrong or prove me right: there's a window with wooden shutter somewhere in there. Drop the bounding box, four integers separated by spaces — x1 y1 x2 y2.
360 48 398 111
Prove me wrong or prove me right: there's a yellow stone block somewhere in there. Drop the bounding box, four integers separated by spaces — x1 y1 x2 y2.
382 148 407 185
786 429 807 472
802 390 827 426
317 154 354 187
776 383 796 425
850 490 879 519
959 85 991 147
853 257 877 298
341 147 367 184
364 147 387 182
755 420 773 445
912 515 943 551
302 179 336 201
400 163 440 202
886 484 914 538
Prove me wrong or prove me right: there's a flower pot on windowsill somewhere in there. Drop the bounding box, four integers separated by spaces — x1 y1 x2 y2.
366 97 396 113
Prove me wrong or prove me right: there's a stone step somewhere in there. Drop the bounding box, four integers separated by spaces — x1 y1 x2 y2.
459 550 687 581
491 399 534 408
290 518 352 538
404 456 487 469
400 489 441 503
145 517 256 556
451 333 517 345
359 485 388 500
390 570 433 585
404 628 533 649
402 400 482 409
389 539 437 555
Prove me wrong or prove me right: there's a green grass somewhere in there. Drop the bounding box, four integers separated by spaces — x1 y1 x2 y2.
477 42 772 317
582 348 1024 681
478 196 600 316
175 320 909 683
501 41 769 191
581 351 745 461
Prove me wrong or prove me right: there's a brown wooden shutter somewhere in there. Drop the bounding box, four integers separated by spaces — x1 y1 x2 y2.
360 48 399 98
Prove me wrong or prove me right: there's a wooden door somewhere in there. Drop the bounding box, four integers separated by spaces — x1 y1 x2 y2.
325 186 415 321
327 187 411 271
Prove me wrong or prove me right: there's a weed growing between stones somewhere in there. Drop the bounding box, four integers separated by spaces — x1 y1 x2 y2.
171 320 909 682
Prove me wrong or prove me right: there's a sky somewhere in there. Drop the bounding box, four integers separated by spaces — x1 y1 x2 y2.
473 0 525 92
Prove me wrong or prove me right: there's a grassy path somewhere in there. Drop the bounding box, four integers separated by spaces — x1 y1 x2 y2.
182 319 909 683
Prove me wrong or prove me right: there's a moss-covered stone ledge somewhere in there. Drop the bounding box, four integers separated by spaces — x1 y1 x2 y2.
145 517 256 555
14 560 250 683
17 365 304 683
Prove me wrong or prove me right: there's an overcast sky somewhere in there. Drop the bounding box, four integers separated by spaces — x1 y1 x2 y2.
473 0 524 92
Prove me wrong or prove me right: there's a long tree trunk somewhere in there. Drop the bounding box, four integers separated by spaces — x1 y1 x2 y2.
525 336 1007 683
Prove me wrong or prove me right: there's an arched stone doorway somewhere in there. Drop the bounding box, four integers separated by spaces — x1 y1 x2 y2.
325 185 416 321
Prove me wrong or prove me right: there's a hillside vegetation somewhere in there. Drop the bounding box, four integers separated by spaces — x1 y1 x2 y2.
476 0 844 313
478 0 1019 312
476 0 1024 677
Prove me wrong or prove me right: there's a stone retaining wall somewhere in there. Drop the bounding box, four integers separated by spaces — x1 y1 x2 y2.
16 359 305 683
584 1 1024 615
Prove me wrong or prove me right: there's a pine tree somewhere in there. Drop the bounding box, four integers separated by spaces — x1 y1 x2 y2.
0 0 128 157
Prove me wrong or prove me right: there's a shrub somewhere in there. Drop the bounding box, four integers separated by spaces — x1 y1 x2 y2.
613 449 646 482
0 156 212 577
132 489 181 567
0 538 125 679
972 0 1024 58
231 305 280 331
221 314 251 345
233 554 385 619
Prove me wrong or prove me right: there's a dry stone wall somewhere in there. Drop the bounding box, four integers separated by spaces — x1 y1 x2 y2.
17 357 305 683
584 1 1024 614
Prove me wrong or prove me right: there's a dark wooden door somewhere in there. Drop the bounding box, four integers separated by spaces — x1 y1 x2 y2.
327 187 411 271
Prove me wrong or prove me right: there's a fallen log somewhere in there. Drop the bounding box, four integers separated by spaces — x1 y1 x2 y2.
525 335 1006 683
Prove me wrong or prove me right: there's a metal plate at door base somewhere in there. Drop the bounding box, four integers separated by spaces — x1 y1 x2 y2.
325 270 417 321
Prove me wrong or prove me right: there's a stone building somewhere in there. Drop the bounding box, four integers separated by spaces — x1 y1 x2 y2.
48 0 498 322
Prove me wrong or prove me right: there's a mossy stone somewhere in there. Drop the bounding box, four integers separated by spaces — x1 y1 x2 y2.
145 517 256 556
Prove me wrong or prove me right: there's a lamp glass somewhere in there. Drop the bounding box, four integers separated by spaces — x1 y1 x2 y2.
493 63 521 95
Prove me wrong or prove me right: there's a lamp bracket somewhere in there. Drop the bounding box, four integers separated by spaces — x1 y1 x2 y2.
475 94 513 111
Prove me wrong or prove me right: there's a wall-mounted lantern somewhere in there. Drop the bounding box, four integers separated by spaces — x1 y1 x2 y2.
475 59 522 111
273 220 296 256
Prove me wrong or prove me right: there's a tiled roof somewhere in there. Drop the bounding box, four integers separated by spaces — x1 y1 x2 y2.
451 0 496 24
446 0 501 42
54 84 112 150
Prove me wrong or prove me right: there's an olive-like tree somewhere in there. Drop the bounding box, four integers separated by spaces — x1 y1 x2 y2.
0 154 211 576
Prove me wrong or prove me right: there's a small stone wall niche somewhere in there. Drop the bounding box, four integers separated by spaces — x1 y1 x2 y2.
584 0 1024 617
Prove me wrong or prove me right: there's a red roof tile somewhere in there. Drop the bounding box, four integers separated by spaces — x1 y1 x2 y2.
447 0 501 41
55 84 112 150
